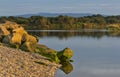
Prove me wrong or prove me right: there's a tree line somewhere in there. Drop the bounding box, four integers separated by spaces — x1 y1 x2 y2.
0 14 120 30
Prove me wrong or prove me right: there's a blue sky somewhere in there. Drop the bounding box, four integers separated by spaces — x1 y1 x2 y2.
0 0 120 16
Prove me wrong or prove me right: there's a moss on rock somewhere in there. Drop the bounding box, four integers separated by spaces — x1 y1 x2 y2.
57 48 73 62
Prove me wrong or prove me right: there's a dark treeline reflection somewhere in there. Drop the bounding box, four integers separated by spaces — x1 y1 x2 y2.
28 30 120 39
60 61 73 74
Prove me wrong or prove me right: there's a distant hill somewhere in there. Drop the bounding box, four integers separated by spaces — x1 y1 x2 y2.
16 13 93 18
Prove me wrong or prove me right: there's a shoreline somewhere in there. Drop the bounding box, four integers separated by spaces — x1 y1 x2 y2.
0 45 61 77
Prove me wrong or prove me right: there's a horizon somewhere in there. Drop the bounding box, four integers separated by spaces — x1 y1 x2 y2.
0 0 120 16
0 12 118 17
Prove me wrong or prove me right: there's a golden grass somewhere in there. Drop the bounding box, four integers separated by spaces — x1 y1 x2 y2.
11 33 22 45
24 34 38 44
0 21 38 47
0 26 10 35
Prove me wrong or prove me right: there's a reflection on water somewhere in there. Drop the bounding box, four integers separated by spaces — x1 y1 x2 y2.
28 30 120 77
28 30 120 39
60 61 73 74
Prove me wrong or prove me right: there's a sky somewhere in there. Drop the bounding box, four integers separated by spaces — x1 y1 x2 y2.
0 0 120 16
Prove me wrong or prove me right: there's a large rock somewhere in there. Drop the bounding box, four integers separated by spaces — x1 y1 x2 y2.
0 21 38 47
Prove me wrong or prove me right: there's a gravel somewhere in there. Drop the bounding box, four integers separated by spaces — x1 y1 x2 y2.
0 46 61 77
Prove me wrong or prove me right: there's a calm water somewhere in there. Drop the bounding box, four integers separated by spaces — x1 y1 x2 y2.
29 30 120 77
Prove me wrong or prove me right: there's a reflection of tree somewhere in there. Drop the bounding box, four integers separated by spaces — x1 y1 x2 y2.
28 31 120 39
106 31 120 37
60 61 73 74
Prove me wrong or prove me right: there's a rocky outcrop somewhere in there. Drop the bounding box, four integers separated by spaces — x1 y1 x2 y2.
0 21 73 63
0 21 74 76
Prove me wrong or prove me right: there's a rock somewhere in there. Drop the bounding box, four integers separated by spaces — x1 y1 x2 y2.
22 33 38 44
0 21 73 69
57 48 73 62
2 35 11 44
20 42 61 63
20 42 37 52
37 47 60 63
0 21 38 46
0 26 10 35
0 35 4 42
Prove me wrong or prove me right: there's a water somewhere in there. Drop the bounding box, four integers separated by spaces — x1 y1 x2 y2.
29 30 120 77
